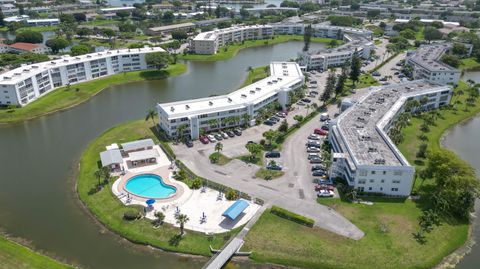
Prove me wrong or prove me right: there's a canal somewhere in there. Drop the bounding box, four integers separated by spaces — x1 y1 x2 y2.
444 71 480 269
0 41 324 269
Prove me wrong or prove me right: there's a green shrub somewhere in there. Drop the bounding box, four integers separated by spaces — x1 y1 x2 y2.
191 178 202 189
152 211 165 226
209 152 219 163
225 188 238 201
123 209 141 221
270 206 314 227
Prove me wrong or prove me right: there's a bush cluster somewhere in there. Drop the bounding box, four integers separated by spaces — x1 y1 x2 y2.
270 206 314 227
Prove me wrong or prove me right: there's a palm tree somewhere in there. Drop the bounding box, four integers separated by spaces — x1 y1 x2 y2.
208 119 218 130
176 124 188 142
175 213 189 235
241 114 251 126
145 109 158 129
94 169 103 186
215 142 223 153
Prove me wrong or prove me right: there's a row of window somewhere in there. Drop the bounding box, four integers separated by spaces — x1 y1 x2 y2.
358 179 401 184
358 170 403 176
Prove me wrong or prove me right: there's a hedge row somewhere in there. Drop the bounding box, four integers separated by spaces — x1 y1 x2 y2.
270 206 314 227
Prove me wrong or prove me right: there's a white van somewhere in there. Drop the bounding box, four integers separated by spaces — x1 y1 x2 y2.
320 113 329 121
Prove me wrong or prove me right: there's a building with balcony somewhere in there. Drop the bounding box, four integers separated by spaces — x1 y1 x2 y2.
406 43 470 85
157 62 304 139
0 47 165 107
329 81 452 196
189 25 274 54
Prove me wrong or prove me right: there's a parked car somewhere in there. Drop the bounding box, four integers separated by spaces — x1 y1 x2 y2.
265 151 281 158
310 90 319 95
266 163 283 170
310 80 317 84
310 158 322 164
270 116 280 122
320 113 329 121
317 189 334 197
276 112 287 118
307 147 320 153
301 98 312 103
308 153 321 160
372 71 381 77
314 128 328 136
226 130 235 137
207 134 216 143
214 134 223 141
315 184 334 191
199 136 209 144
312 170 326 177
394 71 400 75
247 140 255 145
306 142 321 148
308 134 320 140
264 120 275 126
185 140 193 148
221 132 229 139
379 77 387 81
311 165 326 171
307 140 321 146
233 129 242 136
318 179 333 185
297 101 306 106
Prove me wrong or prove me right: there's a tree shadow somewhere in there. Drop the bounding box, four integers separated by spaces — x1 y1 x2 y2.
138 70 169 80
168 234 183 246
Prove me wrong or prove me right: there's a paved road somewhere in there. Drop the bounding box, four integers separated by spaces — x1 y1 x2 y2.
376 52 407 83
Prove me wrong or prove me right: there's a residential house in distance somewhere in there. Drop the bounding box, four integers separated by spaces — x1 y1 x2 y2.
8 43 51 54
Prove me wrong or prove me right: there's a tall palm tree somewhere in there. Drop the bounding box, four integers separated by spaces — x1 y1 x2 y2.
177 124 188 142
145 109 158 129
208 119 218 130
241 113 251 126
175 214 189 235
94 169 103 186
215 142 223 153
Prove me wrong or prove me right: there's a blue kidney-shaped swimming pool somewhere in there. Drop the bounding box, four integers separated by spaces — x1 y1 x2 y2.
125 174 176 199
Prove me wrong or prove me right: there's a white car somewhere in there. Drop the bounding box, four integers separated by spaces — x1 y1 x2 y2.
317 190 334 197
307 147 320 153
221 132 229 139
207 134 216 142
276 112 287 118
307 140 321 145
308 134 320 140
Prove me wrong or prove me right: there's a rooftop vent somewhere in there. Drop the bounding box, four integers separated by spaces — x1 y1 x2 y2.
185 105 190 110
374 159 386 165
209 101 213 106
241 94 247 98
250 90 255 94
368 147 377 152
227 98 232 102
32 65 38 69
170 107 174 112
255 87 261 91
278 77 282 81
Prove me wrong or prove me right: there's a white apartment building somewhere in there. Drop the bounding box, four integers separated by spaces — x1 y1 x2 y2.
190 25 274 54
157 62 304 139
406 43 464 85
26 19 60 27
329 81 452 196
0 47 165 107
299 34 374 70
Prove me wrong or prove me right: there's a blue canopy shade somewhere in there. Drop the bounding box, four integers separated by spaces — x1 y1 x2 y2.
146 199 155 205
222 199 249 220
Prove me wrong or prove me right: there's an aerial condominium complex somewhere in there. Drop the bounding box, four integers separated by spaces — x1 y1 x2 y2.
157 62 304 139
190 25 274 54
299 34 374 70
406 43 471 85
269 23 374 70
0 47 165 106
329 81 452 196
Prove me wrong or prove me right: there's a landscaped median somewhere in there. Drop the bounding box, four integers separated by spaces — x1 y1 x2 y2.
77 118 238 256
0 235 74 269
178 35 342 61
0 64 186 124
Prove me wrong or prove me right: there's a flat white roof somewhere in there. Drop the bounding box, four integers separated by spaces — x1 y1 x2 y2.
0 47 165 85
158 62 303 119
193 25 273 41
100 7 135 12
129 149 159 162
27 18 59 23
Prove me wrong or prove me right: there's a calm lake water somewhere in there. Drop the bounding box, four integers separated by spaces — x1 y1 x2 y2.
444 72 480 269
0 41 324 269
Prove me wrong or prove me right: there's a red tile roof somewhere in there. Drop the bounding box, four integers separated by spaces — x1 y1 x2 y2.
9 42 42 51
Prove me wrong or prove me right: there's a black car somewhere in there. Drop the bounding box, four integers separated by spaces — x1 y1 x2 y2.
312 170 326 177
233 129 242 136
265 151 281 158
185 140 193 148
321 125 329 131
311 165 326 171
264 120 275 126
306 142 321 148
214 134 223 141
301 98 312 103
226 130 235 137
270 116 280 122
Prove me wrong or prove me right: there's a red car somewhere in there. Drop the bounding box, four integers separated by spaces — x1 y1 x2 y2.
315 184 335 191
199 136 209 144
314 128 328 136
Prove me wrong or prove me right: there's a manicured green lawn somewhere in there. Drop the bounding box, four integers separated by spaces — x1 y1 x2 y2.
239 66 270 88
82 19 119 26
254 169 284 180
0 236 74 269
344 74 379 92
415 26 425 41
15 26 58 33
460 57 480 70
178 35 342 61
209 152 231 165
77 119 238 256
243 200 468 269
0 64 186 124
398 80 480 189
